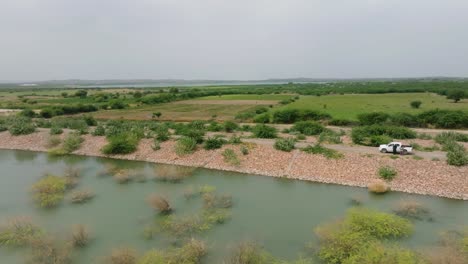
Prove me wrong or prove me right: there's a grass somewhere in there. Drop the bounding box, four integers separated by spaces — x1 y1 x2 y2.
279 93 468 120
222 149 240 166
302 144 344 159
175 136 197 156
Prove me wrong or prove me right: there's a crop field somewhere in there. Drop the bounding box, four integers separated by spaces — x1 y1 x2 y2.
279 93 468 120
94 102 258 121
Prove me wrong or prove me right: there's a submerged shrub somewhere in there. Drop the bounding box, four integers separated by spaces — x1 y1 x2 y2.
226 242 275 264
175 136 197 156
31 175 67 208
70 189 95 204
113 170 132 184
302 144 343 159
102 133 139 155
378 166 397 180
154 165 195 183
0 217 43 247
344 242 424 264
222 149 240 166
274 137 296 152
28 236 72 264
146 194 172 214
104 247 138 264
252 124 277 138
393 200 431 220
367 179 389 194
71 224 90 248
138 239 207 264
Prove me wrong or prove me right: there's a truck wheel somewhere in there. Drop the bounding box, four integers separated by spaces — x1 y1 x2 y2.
380 149 387 153
402 149 408 155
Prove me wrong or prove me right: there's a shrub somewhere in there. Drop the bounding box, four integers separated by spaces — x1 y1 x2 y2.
390 112 421 127
393 200 430 220
47 135 61 148
447 147 468 166
29 236 72 264
345 243 424 264
138 239 207 264
447 89 466 103
435 132 468 144
83 115 97 126
155 128 170 142
378 166 397 180
291 121 325 135
175 136 197 156
318 130 342 144
151 139 161 151
61 132 83 154
147 194 172 214
302 144 344 159
20 108 36 118
274 138 296 152
226 242 275 264
240 146 249 155
329 118 357 127
50 126 63 135
410 100 422 109
154 165 195 183
273 109 299 123
351 125 416 146
367 179 389 194
71 224 90 247
0 217 43 247
92 125 106 136
102 133 139 155
222 149 240 166
229 136 242 144
113 170 132 184
31 175 67 208
8 117 36 135
70 190 95 204
252 124 277 138
253 113 270 123
223 121 239 132
357 112 390 125
203 137 226 150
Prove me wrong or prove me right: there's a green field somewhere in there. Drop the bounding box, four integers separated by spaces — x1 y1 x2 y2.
199 94 293 100
279 93 468 120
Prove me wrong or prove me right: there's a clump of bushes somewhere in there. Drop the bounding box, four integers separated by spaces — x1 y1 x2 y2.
302 144 344 159
147 194 172 214
393 200 431 220
8 117 36 135
102 133 139 155
175 136 197 156
222 149 240 166
104 247 138 264
274 138 296 152
351 125 416 146
92 125 106 136
70 189 95 204
291 121 326 135
50 126 63 135
31 175 67 208
226 242 276 264
223 121 239 132
252 124 277 138
203 137 226 150
29 236 72 264
49 132 83 155
154 165 195 183
368 179 390 194
315 208 414 264
0 217 43 247
318 130 343 144
378 166 397 180
435 132 468 166
113 170 132 184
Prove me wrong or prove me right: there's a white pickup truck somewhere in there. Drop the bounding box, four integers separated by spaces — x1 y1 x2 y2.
379 142 413 155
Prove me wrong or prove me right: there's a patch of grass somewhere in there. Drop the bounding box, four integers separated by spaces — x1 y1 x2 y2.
252 124 277 138
274 137 296 152
31 175 67 208
0 217 43 247
47 135 62 148
222 149 240 166
413 155 424 160
291 121 326 135
318 130 342 144
50 126 63 135
102 133 139 155
175 136 197 156
378 166 397 180
302 144 344 159
203 137 227 150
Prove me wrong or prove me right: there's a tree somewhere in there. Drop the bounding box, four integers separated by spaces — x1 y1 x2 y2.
169 87 179 93
447 90 465 103
410 100 422 109
133 91 143 98
61 92 68 98
152 112 162 119
75 90 88 98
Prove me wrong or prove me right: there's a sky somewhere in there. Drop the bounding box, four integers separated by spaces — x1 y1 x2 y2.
1 0 467 81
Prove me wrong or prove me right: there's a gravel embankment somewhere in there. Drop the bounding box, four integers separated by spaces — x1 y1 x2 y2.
0 130 466 200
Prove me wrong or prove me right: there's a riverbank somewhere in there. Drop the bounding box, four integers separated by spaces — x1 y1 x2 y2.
0 130 466 200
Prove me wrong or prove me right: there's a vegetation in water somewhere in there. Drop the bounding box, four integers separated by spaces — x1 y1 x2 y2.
70 189 95 204
138 239 207 264
367 179 390 194
31 175 67 208
104 247 138 264
0 217 43 247
153 165 195 183
392 200 431 221
71 224 91 248
147 194 172 214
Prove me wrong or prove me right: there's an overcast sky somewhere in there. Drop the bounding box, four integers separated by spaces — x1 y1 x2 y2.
1 0 467 81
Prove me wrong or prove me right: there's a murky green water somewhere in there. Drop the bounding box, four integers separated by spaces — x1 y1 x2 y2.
0 150 466 263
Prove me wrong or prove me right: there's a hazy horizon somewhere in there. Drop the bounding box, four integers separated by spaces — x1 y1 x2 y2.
1 0 468 81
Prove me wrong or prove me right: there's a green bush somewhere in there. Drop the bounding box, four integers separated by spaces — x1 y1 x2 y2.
447 146 468 166
62 132 83 154
291 121 325 136
155 128 170 142
138 239 207 264
253 113 270 123
252 124 277 138
0 217 43 247
351 125 416 146
102 133 139 155
203 137 226 150
274 138 296 152
410 100 422 109
240 146 249 155
50 126 63 135
222 149 240 166
318 130 342 144
357 112 390 125
329 118 358 127
20 108 36 118
31 175 67 208
8 117 36 135
302 144 344 159
223 121 239 132
435 132 468 144
92 125 106 136
176 137 197 156
378 166 397 180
